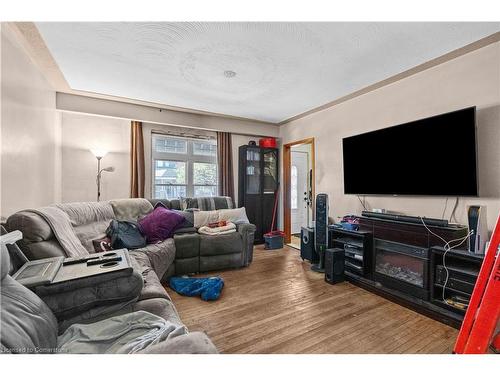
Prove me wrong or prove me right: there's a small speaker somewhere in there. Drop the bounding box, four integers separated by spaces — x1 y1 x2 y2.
300 227 318 263
325 248 345 284
468 205 488 254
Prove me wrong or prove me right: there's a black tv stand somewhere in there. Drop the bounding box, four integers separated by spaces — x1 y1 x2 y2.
329 215 478 328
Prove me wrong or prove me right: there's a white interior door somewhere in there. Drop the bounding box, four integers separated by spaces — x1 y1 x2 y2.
291 151 309 234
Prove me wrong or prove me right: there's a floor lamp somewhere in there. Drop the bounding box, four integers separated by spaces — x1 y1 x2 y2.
90 149 115 202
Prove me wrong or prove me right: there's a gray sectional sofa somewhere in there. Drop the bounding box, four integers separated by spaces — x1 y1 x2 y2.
0 233 217 354
6 197 256 277
1 196 256 354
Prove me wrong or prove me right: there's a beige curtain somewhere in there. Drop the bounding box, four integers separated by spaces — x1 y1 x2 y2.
217 132 234 202
130 121 145 198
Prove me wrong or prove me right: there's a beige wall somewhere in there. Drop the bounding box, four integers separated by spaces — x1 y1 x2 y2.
279 41 500 232
0 25 60 219
57 94 279 204
57 116 267 204
60 112 130 202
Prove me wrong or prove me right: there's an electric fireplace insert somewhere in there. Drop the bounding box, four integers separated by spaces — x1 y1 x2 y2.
373 239 430 300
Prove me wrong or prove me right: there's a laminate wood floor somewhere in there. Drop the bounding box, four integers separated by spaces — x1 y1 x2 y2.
168 246 458 354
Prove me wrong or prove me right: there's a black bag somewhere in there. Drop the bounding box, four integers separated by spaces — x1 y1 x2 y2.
105 220 146 250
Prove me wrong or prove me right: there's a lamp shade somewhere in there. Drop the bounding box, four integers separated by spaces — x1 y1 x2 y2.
90 149 108 158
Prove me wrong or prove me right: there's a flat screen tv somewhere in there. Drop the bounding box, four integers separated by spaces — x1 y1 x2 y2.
342 107 478 196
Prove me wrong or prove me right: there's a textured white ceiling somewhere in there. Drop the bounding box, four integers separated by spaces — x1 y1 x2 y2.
36 22 500 123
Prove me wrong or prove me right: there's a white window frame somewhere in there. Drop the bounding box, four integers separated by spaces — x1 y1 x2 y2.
152 133 218 199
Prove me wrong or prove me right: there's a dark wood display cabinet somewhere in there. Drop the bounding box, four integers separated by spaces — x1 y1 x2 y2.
238 145 279 244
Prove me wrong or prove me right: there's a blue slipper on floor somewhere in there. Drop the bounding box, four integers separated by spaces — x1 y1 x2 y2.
169 276 224 301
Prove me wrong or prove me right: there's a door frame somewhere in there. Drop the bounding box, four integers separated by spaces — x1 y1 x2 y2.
283 137 315 244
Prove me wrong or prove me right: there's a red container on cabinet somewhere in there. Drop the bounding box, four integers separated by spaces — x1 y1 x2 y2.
259 138 277 148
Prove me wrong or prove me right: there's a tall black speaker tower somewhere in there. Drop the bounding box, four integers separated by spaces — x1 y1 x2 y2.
311 193 329 273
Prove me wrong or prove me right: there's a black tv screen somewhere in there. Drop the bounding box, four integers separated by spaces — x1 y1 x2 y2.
342 107 478 196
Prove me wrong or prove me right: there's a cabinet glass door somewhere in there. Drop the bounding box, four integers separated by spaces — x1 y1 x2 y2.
246 148 261 194
263 149 278 194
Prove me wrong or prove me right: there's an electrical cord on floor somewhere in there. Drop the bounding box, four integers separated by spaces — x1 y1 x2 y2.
419 216 473 306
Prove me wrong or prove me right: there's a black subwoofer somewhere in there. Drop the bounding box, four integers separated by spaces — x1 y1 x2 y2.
300 226 318 263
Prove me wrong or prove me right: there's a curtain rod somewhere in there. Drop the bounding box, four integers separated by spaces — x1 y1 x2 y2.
151 129 215 140
144 120 276 140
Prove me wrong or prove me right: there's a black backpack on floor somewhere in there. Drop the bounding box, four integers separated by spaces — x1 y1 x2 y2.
106 220 146 250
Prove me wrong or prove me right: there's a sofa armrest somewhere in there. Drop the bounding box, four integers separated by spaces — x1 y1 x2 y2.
138 331 218 354
236 223 256 266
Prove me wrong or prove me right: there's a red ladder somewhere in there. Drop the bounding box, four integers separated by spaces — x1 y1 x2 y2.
453 213 500 354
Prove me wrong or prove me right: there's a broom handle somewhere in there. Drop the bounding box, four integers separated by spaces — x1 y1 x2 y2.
270 183 280 232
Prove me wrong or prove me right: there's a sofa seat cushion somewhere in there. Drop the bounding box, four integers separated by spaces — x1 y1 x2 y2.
131 238 176 279
133 298 182 326
138 332 218 354
200 253 243 272
128 251 171 301
173 233 200 259
199 232 243 256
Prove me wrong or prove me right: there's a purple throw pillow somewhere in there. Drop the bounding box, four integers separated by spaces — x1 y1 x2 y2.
138 206 186 243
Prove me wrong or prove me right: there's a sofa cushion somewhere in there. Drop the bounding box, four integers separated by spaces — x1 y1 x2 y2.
200 253 243 273
1 275 59 352
132 238 176 281
54 202 115 227
193 207 249 228
152 202 193 229
218 207 250 224
133 298 182 326
172 209 194 228
21 239 69 260
1 245 58 352
174 257 199 275
0 242 57 353
110 198 153 221
199 232 243 256
6 211 54 243
173 233 200 259
138 206 185 244
183 196 233 211
168 199 182 210
128 251 171 301
148 199 172 209
173 227 197 235
138 331 218 354
52 202 115 254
